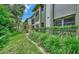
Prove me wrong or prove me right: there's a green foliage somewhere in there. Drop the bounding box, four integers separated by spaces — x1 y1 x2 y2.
47 25 78 30
0 30 10 49
29 31 79 54
0 5 13 26
0 25 10 36
0 33 42 54
0 5 16 31
0 31 21 49
32 4 43 12
0 5 24 50
0 35 9 48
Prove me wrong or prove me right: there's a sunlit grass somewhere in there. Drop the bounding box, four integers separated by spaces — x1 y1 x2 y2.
0 33 42 54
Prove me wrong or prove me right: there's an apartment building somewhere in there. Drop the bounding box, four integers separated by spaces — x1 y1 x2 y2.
31 4 77 28
45 4 76 27
32 4 45 31
25 4 79 34
44 4 79 34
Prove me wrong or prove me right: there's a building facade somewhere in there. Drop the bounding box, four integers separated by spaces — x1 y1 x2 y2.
32 5 45 31
25 4 79 33
45 4 77 28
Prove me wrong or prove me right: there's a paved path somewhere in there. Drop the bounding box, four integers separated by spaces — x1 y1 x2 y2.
24 33 47 54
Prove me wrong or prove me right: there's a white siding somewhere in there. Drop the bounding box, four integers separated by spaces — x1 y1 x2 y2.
54 4 76 19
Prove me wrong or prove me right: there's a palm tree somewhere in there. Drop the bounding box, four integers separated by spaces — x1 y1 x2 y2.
8 4 25 31
32 4 43 12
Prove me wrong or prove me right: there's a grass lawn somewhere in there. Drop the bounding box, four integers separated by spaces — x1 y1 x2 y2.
0 33 42 54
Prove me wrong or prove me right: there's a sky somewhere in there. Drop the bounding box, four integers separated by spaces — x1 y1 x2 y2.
22 4 36 22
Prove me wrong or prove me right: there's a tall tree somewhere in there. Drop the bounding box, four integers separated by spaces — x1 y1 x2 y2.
8 4 25 31
0 5 15 28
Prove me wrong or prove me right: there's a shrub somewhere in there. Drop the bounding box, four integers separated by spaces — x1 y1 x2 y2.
63 36 79 53
29 31 79 54
43 35 61 53
0 34 9 48
0 27 20 49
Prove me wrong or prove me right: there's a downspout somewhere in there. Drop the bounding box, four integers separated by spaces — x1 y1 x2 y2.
50 4 54 26
51 4 54 34
44 4 46 31
75 4 77 26
52 4 54 26
75 4 79 37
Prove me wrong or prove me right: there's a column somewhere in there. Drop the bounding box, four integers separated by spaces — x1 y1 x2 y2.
75 5 79 36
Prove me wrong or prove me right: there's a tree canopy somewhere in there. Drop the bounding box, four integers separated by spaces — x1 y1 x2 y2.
0 5 15 28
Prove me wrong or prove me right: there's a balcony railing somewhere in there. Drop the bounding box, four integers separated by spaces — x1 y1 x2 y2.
35 15 39 22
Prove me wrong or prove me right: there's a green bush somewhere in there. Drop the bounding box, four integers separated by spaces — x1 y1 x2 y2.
29 31 79 54
47 25 78 30
0 26 20 49
43 35 61 53
63 36 79 53
0 35 8 48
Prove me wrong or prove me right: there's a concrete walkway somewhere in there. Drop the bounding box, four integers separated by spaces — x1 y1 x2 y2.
24 33 47 54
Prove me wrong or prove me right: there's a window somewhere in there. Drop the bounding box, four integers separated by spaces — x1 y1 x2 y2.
41 8 44 11
53 15 75 26
53 19 62 26
41 23 44 27
32 19 34 24
36 24 39 29
64 16 75 25
32 26 34 29
35 24 39 31
36 12 39 16
35 12 39 22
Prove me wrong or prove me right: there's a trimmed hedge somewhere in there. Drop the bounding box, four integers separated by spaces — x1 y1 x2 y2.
47 25 78 30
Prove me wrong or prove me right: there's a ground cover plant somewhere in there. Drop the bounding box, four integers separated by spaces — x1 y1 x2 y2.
29 31 79 54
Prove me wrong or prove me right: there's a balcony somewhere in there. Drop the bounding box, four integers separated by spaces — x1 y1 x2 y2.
35 15 39 22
